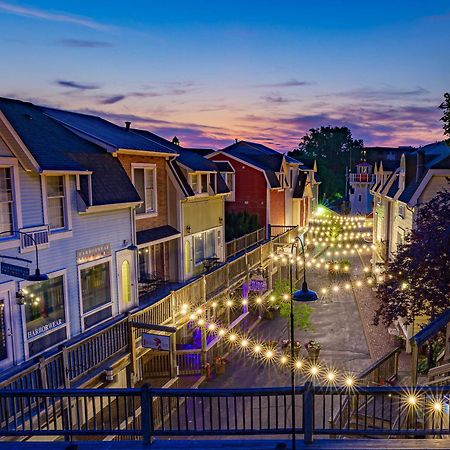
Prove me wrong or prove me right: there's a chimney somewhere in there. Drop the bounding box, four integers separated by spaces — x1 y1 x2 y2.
416 150 425 182
235 138 239 143
125 121 131 130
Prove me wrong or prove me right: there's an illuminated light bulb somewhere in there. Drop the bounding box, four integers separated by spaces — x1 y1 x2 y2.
283 294 290 301
316 263 321 268
310 365 319 376
265 350 274 359
433 401 443 412
356 280 362 287
345 377 355 387
295 360 303 369
270 295 276 302
197 319 205 326
273 256 279 261
325 263 330 269
180 309 188 315
229 334 237 342
35 297 40 302
332 286 339 292
367 278 373 285
306 261 312 268
182 303 189 310
242 299 248 306
320 288 327 295
196 308 203 315
218 329 226 337
254 344 262 353
269 253 274 258
281 257 287 264
363 267 369 273
343 266 349 272
344 283 351 290
280 355 288 364
189 314 197 321
326 251 331 257
208 323 216 331
401 282 408 290
305 253 310 258
212 302 218 308
226 300 233 307
241 339 249 347
351 249 355 254
256 297 262 305
326 371 336 382
407 395 417 406
374 267 381 274
335 251 340 256
333 264 339 271
22 288 28 294
30 293 35 298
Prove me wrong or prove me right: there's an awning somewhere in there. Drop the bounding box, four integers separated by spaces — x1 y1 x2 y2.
137 225 180 246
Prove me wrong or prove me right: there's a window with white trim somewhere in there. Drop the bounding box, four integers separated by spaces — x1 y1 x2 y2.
80 260 112 329
398 204 405 219
0 167 14 236
46 176 66 230
189 173 210 195
194 229 217 265
133 166 157 215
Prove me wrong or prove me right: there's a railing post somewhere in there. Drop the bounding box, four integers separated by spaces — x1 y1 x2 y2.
38 356 48 389
303 381 314 444
61 346 70 388
141 384 154 445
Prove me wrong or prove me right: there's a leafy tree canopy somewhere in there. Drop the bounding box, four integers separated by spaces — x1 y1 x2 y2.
225 211 259 241
439 92 450 143
289 126 363 201
374 190 450 327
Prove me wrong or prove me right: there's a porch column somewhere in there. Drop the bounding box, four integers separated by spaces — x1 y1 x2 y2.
170 291 178 379
201 276 207 367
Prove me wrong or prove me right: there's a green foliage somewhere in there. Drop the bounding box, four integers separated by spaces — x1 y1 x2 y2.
439 92 450 143
225 211 259 241
289 126 363 201
271 280 313 330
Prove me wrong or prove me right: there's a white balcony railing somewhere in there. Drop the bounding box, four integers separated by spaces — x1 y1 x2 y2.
19 225 50 253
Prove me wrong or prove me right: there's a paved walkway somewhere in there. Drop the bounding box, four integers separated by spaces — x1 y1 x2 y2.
203 249 372 389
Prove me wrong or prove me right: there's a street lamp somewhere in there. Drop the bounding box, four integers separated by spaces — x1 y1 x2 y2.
289 235 318 449
0 230 48 282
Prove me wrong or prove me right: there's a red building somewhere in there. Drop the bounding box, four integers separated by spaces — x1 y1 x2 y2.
208 141 318 235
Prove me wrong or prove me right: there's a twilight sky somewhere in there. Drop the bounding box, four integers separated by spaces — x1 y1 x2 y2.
1 1 449 150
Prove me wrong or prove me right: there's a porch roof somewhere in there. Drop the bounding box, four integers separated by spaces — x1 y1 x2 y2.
137 225 180 246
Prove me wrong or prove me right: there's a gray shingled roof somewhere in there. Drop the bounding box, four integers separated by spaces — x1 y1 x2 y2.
43 107 178 154
220 141 298 189
137 225 180 245
0 97 140 206
293 171 307 198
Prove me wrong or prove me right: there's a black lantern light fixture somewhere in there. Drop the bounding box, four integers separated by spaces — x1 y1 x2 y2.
288 235 318 449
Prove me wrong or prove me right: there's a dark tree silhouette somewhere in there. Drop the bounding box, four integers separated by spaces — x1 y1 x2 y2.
374 190 450 327
289 126 363 201
440 92 450 143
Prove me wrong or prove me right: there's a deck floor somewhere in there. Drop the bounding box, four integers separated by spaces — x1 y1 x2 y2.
3 439 450 449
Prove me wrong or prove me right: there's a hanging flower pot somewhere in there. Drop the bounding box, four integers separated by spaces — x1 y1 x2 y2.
305 340 321 363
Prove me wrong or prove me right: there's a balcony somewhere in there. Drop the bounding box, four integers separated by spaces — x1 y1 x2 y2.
349 173 375 184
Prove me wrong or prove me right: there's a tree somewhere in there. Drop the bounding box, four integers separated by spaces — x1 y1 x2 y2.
374 190 450 327
439 92 450 143
289 126 363 201
225 211 259 241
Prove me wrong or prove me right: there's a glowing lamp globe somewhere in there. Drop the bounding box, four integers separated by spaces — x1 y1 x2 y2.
293 281 318 303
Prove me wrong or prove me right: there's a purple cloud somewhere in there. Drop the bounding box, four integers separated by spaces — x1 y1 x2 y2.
255 79 311 88
56 80 100 90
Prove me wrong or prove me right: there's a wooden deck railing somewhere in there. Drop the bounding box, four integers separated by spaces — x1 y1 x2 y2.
1 384 450 442
225 227 266 259
0 226 298 393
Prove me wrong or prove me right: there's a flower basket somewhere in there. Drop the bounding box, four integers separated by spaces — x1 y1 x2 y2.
281 340 302 356
305 340 321 362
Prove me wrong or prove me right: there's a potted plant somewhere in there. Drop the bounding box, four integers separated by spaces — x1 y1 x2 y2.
281 340 302 356
305 340 321 362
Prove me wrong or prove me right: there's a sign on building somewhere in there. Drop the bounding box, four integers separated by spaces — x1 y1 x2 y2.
76 244 111 264
249 278 267 292
142 332 170 351
1 262 30 280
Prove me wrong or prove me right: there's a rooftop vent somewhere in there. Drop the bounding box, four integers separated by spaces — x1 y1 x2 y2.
125 121 131 130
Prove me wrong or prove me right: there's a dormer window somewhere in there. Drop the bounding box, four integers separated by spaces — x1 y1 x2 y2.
189 172 211 195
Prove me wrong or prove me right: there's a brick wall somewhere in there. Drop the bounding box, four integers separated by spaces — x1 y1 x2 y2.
117 154 169 232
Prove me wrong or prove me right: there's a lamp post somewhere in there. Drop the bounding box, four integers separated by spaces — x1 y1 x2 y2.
0 230 48 282
289 235 318 449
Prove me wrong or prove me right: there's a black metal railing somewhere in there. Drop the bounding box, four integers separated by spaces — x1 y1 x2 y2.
1 384 450 443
